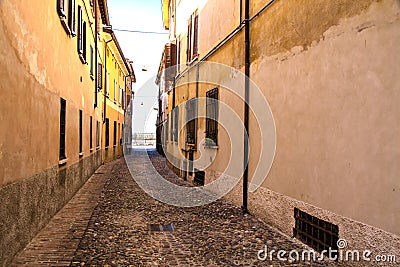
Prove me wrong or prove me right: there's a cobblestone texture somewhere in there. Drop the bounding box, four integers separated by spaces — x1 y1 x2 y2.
12 149 345 266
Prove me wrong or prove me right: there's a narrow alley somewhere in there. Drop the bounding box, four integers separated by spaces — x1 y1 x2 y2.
12 149 333 267
1 0 400 266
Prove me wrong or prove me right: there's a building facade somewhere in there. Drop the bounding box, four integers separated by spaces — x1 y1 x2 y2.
0 0 134 265
156 0 400 259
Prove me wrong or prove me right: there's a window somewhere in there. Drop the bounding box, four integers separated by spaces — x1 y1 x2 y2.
118 123 121 144
58 0 75 35
79 110 83 155
90 116 93 150
105 71 110 96
82 21 87 60
113 79 116 102
59 98 66 160
97 63 103 89
57 0 67 18
105 118 109 147
177 37 181 72
187 11 199 62
174 106 179 142
68 0 76 36
165 115 169 143
96 121 100 148
119 87 122 106
186 98 197 145
206 88 218 146
77 5 83 53
77 5 86 63
193 14 198 56
90 45 94 78
113 121 117 146
186 19 191 62
170 110 174 142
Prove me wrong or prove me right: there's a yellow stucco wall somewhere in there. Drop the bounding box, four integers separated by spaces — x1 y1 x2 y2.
0 0 105 186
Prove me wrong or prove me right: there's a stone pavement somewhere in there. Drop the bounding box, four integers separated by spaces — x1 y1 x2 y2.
12 149 342 266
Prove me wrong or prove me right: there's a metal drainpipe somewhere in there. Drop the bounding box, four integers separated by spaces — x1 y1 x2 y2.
243 0 250 214
94 0 98 108
103 37 113 123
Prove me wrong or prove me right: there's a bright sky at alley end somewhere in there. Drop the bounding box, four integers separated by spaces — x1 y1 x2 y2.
108 0 168 133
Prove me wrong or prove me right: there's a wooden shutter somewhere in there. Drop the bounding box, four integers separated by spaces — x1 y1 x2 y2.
57 0 66 18
186 19 191 62
77 5 83 54
83 21 87 60
97 63 102 89
68 0 76 35
193 14 198 56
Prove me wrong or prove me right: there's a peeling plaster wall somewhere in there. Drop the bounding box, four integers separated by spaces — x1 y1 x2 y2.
0 0 113 265
249 0 400 236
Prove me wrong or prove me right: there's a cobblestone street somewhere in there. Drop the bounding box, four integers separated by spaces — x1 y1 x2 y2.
12 149 341 266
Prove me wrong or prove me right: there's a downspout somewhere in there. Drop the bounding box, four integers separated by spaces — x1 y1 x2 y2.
103 37 113 123
94 0 98 108
195 63 199 149
242 0 250 213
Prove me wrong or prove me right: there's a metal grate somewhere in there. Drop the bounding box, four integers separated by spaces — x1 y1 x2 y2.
294 208 339 256
194 169 205 186
148 223 175 232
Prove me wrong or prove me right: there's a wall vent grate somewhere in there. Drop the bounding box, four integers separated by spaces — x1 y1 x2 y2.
193 169 205 186
293 208 339 256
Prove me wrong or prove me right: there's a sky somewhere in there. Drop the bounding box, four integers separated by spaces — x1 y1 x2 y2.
107 0 168 134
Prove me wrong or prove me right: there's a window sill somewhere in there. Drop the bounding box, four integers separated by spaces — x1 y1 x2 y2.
59 158 68 166
186 56 199 66
96 146 101 151
79 54 87 64
60 17 72 35
79 152 84 158
90 148 94 152
105 146 109 150
90 74 94 80
204 144 218 150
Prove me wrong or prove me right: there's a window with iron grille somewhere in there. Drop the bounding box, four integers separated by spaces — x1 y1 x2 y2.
79 110 83 154
206 88 218 146
294 208 339 257
89 116 93 150
186 98 197 145
113 121 117 146
59 98 66 160
97 63 103 89
105 118 109 147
